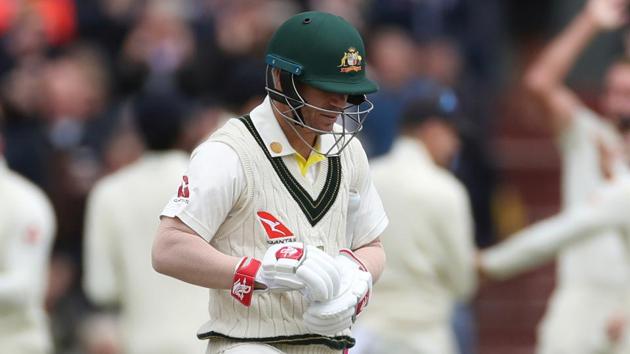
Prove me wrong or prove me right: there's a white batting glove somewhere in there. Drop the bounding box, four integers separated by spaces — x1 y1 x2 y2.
303 249 372 336
231 242 341 306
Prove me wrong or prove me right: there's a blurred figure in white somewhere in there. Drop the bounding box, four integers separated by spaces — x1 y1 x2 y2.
478 173 630 352
521 0 630 353
0 126 56 354
82 90 208 354
353 85 477 354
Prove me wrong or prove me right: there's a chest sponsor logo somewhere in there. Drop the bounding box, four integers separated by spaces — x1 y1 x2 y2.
256 211 295 244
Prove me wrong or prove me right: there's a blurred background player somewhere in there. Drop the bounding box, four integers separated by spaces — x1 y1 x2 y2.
478 169 630 352
0 123 56 354
520 0 630 352
353 84 477 354
82 89 208 354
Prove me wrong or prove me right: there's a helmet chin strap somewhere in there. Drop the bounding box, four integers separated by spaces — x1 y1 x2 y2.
266 67 307 124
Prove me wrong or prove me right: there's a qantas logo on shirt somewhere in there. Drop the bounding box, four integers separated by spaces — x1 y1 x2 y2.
256 211 295 244
177 176 190 198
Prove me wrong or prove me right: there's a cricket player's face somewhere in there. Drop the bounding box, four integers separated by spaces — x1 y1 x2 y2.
298 85 348 132
602 63 630 129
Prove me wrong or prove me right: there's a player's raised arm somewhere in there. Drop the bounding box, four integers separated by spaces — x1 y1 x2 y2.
523 0 628 134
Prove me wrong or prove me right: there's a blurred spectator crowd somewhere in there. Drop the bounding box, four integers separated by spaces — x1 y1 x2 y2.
0 0 596 353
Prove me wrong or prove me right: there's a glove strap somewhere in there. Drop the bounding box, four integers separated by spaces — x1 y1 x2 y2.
355 287 370 317
231 257 262 306
339 248 370 317
339 248 368 272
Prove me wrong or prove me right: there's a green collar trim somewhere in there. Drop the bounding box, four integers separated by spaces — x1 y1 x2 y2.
239 115 341 226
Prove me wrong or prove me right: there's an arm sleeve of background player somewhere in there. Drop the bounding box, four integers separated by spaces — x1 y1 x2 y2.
435 183 477 300
161 140 245 242
0 192 55 306
481 178 630 280
83 184 120 305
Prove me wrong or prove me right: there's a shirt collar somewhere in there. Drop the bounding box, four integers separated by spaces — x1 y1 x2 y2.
249 96 339 158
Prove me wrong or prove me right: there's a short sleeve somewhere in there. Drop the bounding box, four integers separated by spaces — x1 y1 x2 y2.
161 141 246 242
347 142 388 249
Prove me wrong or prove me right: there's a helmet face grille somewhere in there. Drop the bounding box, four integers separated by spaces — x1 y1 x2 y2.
265 66 373 157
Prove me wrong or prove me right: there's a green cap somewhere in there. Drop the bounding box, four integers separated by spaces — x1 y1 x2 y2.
266 11 378 95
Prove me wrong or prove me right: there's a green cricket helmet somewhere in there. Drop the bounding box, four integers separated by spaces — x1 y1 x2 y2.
264 11 378 156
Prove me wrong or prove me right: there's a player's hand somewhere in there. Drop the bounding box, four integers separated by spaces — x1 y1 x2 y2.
259 242 341 301
231 242 341 306
606 312 627 344
303 249 372 336
475 250 490 283
585 0 628 30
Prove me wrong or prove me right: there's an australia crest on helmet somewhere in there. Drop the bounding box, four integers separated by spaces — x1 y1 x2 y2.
338 47 363 73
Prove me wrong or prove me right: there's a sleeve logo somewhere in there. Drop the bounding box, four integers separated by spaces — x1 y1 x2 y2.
177 176 190 198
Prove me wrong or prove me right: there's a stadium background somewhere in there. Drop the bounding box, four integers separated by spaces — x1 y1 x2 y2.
0 0 624 353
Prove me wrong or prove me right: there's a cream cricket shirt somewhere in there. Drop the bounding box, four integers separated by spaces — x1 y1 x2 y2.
0 158 55 354
162 96 387 247
161 96 387 349
557 108 629 289
357 138 477 353
84 151 208 354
